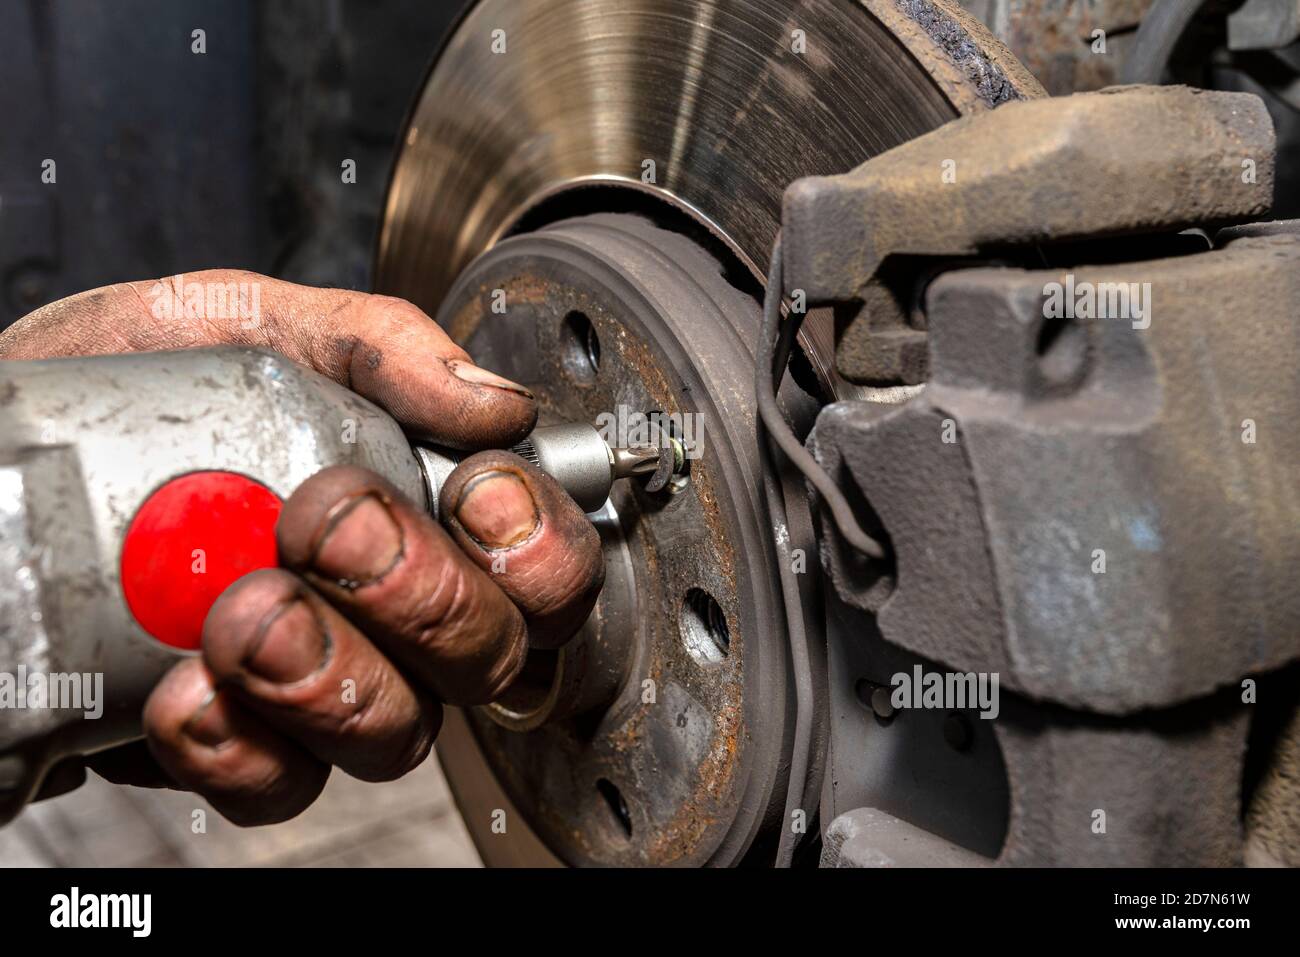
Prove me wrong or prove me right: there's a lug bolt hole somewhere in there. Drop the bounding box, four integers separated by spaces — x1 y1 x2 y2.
596 777 632 837
681 588 730 664
561 310 601 384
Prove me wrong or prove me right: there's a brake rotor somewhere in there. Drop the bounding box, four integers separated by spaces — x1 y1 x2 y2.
438 213 805 866
375 0 1041 865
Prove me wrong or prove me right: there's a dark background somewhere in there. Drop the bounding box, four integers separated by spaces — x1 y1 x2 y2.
0 0 466 331
4 1 1296 336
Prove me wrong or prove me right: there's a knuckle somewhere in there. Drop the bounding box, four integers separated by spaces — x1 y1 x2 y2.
401 558 480 653
522 548 599 614
360 293 429 329
209 745 327 827
230 761 290 807
161 272 187 309
334 660 394 738
551 525 604 592
393 552 526 701
334 667 434 782
511 520 604 611
349 295 424 348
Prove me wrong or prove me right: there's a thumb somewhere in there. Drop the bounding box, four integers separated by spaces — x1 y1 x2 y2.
0 270 537 450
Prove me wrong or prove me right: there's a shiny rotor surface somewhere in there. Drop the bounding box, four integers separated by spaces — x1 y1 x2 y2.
376 0 966 384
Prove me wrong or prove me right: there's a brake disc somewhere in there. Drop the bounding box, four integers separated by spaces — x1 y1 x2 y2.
375 0 1041 866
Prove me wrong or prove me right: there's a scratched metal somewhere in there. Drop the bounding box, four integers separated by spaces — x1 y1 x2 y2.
375 0 1044 398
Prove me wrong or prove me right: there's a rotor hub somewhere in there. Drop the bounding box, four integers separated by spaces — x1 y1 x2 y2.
434 214 798 866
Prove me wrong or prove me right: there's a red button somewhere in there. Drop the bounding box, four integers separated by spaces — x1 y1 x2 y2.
121 471 282 650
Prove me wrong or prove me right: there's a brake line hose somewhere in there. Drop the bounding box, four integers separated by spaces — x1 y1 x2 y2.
756 238 887 562
756 237 887 866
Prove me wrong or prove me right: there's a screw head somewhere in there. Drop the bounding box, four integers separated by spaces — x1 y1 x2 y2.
869 686 896 721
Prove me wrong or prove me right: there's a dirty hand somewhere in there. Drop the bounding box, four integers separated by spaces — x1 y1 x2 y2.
0 270 604 824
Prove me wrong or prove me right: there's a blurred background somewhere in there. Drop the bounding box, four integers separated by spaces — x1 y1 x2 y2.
0 0 480 866
0 0 464 331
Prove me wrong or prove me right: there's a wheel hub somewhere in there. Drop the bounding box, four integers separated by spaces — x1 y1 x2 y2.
434 214 798 866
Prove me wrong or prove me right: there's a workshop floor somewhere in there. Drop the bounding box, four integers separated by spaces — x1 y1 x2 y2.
0 748 481 867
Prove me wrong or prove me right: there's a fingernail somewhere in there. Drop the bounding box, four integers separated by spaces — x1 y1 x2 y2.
446 360 534 399
311 493 403 588
184 690 234 748
245 599 329 684
455 470 539 549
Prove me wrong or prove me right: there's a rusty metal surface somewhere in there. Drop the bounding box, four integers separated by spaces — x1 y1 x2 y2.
992 690 1251 865
866 0 1047 108
376 0 1296 868
780 74 1298 865
811 236 1300 714
781 85 1276 385
429 215 822 866
963 0 1155 95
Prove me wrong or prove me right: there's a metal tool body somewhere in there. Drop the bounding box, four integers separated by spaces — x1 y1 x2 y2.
0 346 649 823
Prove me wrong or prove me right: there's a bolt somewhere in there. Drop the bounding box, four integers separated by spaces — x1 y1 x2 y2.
870 686 896 721
609 444 661 481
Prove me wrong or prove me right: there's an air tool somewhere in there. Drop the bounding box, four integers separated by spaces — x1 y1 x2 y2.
0 345 677 822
